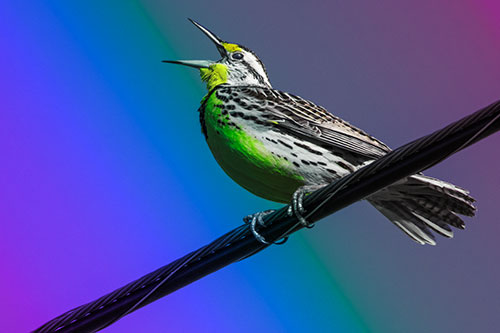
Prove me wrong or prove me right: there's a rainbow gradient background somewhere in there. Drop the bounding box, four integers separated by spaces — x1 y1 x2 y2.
2 1 500 332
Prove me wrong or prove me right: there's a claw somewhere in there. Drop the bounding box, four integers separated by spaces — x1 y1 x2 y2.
250 213 270 244
243 210 288 245
288 184 327 228
288 186 310 227
244 209 275 225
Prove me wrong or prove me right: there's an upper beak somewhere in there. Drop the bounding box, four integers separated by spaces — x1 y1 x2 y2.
162 19 227 68
188 18 227 56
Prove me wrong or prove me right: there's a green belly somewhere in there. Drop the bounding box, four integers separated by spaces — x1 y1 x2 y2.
202 95 304 203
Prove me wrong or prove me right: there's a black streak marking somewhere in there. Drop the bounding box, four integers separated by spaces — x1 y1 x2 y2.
230 111 245 118
242 60 266 85
294 142 323 155
337 161 354 171
277 139 293 150
326 168 338 175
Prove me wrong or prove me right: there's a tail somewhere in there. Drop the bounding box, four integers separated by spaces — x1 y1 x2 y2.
368 174 476 245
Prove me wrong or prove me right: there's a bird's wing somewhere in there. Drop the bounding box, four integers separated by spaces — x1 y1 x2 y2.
229 86 391 159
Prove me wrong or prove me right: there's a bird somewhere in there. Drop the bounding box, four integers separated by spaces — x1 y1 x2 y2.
163 19 476 245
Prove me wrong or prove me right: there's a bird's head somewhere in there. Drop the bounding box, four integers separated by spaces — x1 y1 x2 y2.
163 19 271 91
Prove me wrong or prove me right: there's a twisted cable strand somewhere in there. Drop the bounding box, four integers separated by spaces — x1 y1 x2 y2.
35 99 500 332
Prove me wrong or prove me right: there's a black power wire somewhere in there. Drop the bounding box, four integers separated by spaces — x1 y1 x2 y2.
35 99 500 332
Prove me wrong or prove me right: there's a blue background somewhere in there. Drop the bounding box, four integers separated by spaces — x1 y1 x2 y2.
1 1 500 332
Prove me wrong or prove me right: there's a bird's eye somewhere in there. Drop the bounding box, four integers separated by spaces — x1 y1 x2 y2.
232 52 244 60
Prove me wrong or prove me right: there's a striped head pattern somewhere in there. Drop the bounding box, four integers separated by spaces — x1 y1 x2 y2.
163 19 271 90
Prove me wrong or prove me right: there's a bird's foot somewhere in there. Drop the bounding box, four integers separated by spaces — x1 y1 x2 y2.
244 209 288 245
287 185 326 228
243 209 275 225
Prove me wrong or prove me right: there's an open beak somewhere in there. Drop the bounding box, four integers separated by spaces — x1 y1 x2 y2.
162 19 227 69
162 59 213 69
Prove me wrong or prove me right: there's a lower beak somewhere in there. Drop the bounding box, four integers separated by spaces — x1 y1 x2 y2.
162 59 213 69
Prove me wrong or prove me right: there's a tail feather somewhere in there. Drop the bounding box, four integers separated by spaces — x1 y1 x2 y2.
368 174 476 245
372 200 436 245
406 198 467 230
407 174 476 216
402 199 454 236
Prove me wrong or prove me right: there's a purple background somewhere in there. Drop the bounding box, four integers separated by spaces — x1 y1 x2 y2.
1 1 500 332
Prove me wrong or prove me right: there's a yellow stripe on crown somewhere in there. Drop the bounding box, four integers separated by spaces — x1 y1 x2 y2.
222 43 242 52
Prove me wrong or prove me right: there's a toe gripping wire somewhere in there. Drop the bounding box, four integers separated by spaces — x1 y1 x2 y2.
247 183 347 246
246 185 328 245
245 210 288 245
